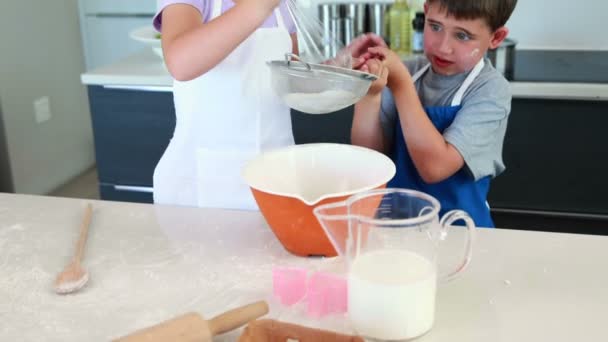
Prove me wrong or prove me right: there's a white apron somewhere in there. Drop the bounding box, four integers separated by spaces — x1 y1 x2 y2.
153 0 294 210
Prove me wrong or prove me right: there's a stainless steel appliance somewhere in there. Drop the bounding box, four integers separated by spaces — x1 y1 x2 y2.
318 2 392 57
318 3 340 58
369 3 390 42
487 38 517 80
345 4 366 40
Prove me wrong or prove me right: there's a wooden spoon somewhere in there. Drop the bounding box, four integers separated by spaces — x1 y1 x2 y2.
54 203 93 294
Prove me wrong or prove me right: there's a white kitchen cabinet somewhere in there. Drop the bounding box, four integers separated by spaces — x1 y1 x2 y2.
78 0 156 70
81 0 156 14
82 16 154 71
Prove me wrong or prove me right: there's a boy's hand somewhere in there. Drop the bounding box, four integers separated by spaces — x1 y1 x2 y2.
364 58 388 97
364 47 410 90
325 33 386 69
345 33 388 70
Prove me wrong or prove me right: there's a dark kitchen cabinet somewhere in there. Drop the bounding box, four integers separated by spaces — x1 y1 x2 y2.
87 85 175 203
487 98 608 234
87 85 608 234
295 99 608 234
488 98 608 215
86 85 354 204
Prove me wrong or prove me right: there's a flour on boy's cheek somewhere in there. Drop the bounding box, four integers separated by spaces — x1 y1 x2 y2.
469 48 480 58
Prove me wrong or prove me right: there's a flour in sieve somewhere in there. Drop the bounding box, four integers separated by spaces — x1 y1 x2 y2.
283 89 358 114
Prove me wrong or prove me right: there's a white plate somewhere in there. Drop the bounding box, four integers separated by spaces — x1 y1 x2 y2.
129 26 163 58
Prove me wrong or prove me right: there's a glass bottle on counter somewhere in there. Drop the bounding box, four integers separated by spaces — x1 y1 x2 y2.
409 0 425 54
412 12 425 54
388 0 411 57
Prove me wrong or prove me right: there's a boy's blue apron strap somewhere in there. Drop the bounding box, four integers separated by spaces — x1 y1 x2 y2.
389 59 495 227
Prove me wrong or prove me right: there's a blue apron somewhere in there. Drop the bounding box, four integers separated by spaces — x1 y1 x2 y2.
387 60 495 228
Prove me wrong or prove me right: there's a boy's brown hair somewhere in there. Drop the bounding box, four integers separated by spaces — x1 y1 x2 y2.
426 0 518 32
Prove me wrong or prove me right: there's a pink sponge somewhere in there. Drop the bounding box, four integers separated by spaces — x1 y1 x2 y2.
306 272 348 317
272 266 308 306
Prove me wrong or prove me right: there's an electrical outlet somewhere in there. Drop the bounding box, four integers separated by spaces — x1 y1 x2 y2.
34 96 51 124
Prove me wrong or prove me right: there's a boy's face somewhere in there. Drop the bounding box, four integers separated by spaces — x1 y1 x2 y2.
423 3 509 76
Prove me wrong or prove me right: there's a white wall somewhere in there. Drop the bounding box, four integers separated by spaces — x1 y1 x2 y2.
0 0 94 194
506 0 608 50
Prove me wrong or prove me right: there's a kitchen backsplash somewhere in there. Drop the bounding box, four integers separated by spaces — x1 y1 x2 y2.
513 50 608 84
314 0 607 50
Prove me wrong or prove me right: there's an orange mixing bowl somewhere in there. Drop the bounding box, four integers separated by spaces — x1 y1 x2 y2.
242 143 396 257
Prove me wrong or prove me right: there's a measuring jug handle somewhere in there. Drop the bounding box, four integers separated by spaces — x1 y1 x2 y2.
438 210 476 283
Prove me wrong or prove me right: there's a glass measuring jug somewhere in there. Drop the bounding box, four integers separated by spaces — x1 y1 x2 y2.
313 188 476 341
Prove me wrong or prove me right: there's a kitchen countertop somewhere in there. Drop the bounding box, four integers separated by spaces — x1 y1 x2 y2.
82 49 608 101
1 192 608 341
81 50 173 90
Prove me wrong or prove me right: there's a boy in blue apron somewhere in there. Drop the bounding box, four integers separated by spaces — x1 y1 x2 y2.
352 0 518 227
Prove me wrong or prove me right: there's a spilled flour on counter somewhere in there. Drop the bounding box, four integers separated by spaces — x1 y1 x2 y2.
284 89 358 114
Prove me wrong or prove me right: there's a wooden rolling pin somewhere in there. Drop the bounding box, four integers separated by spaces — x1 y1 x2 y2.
239 319 364 342
114 301 269 342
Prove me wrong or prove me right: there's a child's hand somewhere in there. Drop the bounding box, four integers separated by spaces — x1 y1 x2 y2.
345 33 388 70
365 47 410 90
363 58 388 97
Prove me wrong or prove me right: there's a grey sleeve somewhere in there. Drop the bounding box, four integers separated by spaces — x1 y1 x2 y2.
443 77 512 180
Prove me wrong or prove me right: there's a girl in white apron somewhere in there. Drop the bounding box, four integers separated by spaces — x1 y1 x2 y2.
152 0 387 211
152 0 296 210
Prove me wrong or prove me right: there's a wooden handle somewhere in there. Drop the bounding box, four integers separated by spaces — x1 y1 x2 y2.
113 301 269 342
74 203 93 263
113 312 208 342
208 301 269 336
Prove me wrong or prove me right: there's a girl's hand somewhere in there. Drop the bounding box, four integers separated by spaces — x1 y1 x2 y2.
363 58 388 97
366 46 410 89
